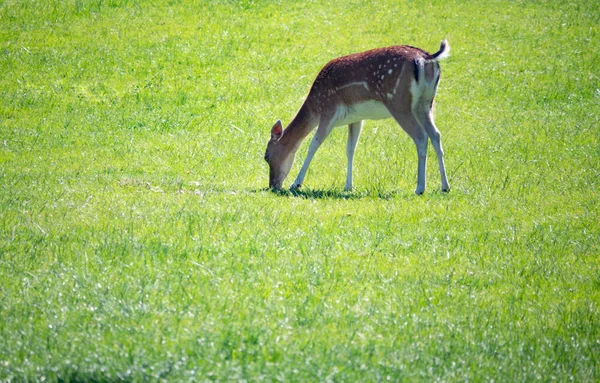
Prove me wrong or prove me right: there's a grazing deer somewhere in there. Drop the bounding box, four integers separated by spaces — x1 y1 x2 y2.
264 40 451 195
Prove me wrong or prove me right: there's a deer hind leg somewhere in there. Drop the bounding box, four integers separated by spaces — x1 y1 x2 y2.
412 99 450 193
291 116 335 190
385 104 428 195
345 121 363 191
405 117 428 195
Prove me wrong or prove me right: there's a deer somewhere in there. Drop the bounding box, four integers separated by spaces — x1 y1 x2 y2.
264 39 451 195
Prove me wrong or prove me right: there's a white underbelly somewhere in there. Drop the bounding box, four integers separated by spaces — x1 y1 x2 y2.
333 101 392 127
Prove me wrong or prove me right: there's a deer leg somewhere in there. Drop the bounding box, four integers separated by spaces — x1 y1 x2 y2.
413 106 450 193
291 117 335 189
386 106 428 195
413 130 429 195
345 121 363 191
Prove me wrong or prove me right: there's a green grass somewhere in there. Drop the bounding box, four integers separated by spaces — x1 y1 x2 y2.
1 0 599 381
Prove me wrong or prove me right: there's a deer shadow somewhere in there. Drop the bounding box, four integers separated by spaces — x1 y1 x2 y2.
254 187 405 200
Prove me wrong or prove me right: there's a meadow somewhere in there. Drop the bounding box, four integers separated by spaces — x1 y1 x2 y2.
1 0 599 381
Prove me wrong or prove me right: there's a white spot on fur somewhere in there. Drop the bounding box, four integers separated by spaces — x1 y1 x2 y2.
388 69 393 74
393 77 401 95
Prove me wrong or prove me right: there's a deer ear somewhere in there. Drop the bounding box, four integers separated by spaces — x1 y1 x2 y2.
271 120 283 140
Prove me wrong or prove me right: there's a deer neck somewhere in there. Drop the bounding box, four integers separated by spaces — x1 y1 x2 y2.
280 102 317 152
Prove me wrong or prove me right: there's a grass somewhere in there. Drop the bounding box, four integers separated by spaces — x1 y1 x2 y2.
1 0 599 381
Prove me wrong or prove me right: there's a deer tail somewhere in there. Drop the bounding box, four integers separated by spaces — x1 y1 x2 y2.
425 39 450 62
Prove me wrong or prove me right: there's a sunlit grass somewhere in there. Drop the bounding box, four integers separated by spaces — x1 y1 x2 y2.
1 0 599 381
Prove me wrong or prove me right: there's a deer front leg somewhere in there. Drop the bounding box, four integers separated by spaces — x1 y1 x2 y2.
291 117 335 190
345 121 363 191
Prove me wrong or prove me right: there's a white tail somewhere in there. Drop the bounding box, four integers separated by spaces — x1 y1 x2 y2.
264 40 450 194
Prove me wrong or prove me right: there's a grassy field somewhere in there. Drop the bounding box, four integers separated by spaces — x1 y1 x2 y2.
1 0 599 381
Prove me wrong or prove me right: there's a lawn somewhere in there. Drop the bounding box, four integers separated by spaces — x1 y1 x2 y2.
1 0 599 381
